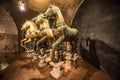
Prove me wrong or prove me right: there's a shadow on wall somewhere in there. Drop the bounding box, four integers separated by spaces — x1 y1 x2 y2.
80 37 100 68
80 37 120 80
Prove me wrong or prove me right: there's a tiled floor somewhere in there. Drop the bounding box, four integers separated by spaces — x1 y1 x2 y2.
0 53 110 80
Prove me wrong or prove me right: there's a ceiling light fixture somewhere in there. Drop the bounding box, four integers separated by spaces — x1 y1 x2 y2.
18 1 26 11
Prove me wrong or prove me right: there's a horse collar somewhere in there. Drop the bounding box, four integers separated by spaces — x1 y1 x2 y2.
52 22 65 28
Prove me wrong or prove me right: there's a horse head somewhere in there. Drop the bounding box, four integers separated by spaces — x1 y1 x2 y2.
35 13 44 25
21 20 31 31
44 5 58 19
44 5 64 24
36 13 50 30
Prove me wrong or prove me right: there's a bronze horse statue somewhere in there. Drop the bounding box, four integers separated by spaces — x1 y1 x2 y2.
35 13 55 54
21 17 55 54
21 20 39 51
43 5 79 62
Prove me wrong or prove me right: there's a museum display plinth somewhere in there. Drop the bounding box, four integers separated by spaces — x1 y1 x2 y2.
50 61 64 79
38 54 47 68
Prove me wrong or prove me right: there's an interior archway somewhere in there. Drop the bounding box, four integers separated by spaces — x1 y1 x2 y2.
0 5 18 54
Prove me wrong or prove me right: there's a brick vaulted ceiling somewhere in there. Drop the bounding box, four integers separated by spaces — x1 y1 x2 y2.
25 0 84 26
0 0 84 29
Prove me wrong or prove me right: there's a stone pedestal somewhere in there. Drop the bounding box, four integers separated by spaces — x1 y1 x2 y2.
38 54 47 68
26 50 34 58
72 53 79 69
50 61 64 79
66 42 71 52
64 53 72 70
32 53 38 63
64 53 78 71
45 49 52 63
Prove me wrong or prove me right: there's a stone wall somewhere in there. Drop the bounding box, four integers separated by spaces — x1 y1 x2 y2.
73 0 120 52
72 0 120 80
0 5 18 54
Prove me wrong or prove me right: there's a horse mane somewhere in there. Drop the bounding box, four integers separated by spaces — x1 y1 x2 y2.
23 20 38 30
49 5 60 11
37 13 44 19
49 4 55 8
32 21 38 28
48 5 63 18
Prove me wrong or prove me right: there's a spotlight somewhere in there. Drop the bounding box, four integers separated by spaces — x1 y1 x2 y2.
18 1 26 11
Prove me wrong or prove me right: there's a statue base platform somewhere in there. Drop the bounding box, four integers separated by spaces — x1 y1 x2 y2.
26 50 35 58
38 55 47 68
50 61 64 79
32 53 38 63
50 70 63 79
38 62 46 68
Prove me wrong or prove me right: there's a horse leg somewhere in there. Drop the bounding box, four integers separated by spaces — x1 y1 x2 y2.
70 41 74 57
24 39 32 51
21 39 25 46
52 35 65 62
70 34 79 58
36 36 47 54
20 38 28 50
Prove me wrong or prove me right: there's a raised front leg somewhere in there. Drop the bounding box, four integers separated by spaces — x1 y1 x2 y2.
52 35 65 62
24 39 32 51
20 38 28 50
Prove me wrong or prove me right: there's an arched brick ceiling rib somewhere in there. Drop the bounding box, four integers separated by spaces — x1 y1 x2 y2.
24 0 84 26
0 5 17 34
0 0 84 27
